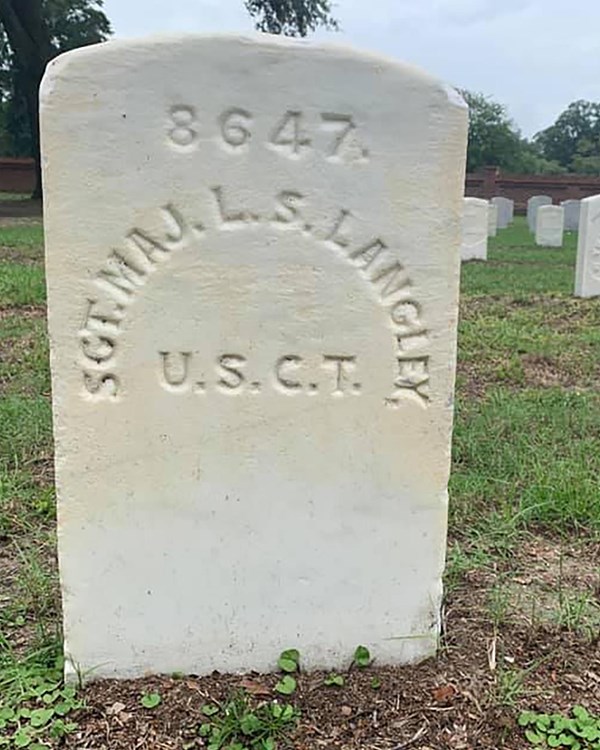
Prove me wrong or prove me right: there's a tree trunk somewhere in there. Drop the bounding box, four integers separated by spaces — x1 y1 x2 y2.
0 0 54 198
23 74 42 199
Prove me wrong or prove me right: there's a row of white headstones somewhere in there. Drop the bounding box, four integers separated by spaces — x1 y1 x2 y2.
461 195 600 298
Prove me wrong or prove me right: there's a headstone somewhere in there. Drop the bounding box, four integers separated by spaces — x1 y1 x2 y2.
535 205 564 247
574 195 600 297
527 195 552 232
507 198 514 224
41 35 468 679
461 197 488 260
561 199 581 231
491 196 511 229
487 202 498 237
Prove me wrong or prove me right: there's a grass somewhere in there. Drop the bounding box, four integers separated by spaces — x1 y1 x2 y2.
461 217 578 296
0 224 43 248
455 217 600 541
0 215 599 747
0 263 46 306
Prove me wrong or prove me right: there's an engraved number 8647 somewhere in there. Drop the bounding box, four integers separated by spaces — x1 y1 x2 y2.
167 105 369 163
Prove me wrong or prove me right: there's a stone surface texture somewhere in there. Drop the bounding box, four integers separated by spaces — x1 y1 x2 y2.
461 197 488 260
561 199 581 231
487 202 498 237
527 195 552 232
491 196 511 229
41 34 468 679
575 194 600 297
535 205 564 247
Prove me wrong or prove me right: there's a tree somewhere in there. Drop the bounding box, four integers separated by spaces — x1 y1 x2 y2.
0 0 111 197
245 0 338 35
460 90 564 174
535 100 600 174
461 90 525 173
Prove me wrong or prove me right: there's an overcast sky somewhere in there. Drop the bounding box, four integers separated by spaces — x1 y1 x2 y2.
102 0 600 137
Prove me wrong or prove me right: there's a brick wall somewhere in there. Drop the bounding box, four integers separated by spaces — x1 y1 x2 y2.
0 158 35 194
466 166 600 212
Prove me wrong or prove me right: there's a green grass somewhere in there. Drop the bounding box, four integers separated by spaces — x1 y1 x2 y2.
451 388 600 536
0 263 46 305
453 216 600 554
0 312 50 396
461 216 578 296
0 224 43 248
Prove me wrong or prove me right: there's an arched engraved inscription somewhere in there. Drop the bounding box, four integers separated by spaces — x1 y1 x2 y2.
79 206 190 399
84 198 430 405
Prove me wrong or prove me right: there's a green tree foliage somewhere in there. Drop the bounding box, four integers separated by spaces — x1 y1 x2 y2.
245 0 338 35
461 89 564 174
0 0 111 195
535 100 600 174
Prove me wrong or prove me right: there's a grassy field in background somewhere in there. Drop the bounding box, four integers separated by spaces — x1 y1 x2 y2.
0 215 599 748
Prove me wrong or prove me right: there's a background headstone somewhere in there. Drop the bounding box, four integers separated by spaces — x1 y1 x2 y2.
535 205 564 247
461 197 488 260
507 198 514 224
561 199 581 231
527 195 552 232
487 202 498 237
575 194 600 297
491 196 510 229
41 35 468 679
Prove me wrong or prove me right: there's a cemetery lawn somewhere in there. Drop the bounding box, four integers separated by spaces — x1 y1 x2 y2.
0 215 599 749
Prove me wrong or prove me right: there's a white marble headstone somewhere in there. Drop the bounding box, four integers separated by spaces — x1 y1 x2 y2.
487 202 498 237
527 195 552 232
491 196 511 229
561 199 581 232
461 197 488 260
41 35 468 679
535 205 564 247
575 195 600 297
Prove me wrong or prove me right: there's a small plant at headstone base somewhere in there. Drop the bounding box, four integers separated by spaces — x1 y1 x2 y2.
273 676 296 696
519 706 600 749
353 645 371 668
0 648 83 749
198 691 299 750
276 649 300 674
140 692 162 709
323 673 345 687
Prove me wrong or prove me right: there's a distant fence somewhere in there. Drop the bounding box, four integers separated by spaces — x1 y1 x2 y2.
466 166 600 212
0 158 35 194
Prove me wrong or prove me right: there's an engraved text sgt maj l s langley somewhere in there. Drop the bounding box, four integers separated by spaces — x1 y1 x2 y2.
78 187 431 407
